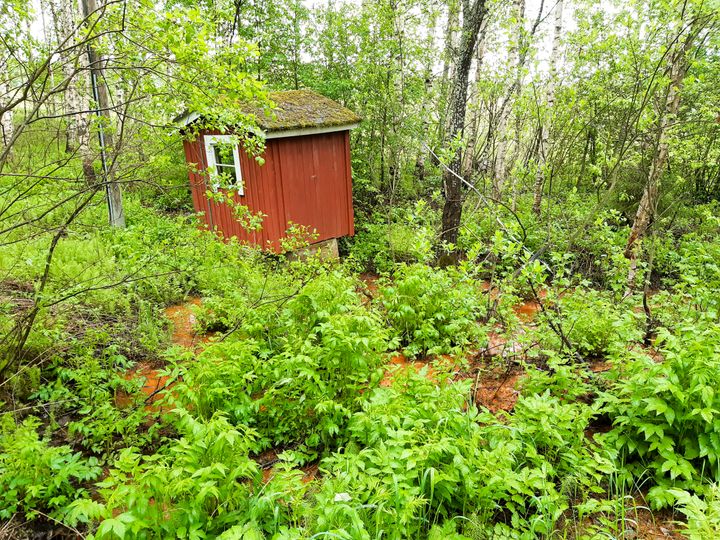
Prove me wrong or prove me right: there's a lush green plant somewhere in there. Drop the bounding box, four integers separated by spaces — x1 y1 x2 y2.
600 323 720 508
32 354 160 457
349 202 437 273
520 354 595 403
532 287 643 358
315 371 610 538
0 416 102 521
172 270 389 451
672 485 720 539
68 410 267 538
377 263 486 357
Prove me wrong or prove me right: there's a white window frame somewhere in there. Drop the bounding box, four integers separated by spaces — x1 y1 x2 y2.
204 134 244 195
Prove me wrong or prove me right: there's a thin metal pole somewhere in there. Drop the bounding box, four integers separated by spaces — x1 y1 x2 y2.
82 0 125 228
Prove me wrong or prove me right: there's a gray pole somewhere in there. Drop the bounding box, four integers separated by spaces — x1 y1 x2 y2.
81 0 125 228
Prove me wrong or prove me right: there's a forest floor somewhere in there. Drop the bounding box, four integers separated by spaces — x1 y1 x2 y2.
109 272 684 540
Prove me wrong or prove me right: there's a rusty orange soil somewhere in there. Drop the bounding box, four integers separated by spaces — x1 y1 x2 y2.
115 297 206 410
357 272 380 305
380 353 434 386
459 357 524 413
115 361 172 410
513 300 541 322
164 296 206 350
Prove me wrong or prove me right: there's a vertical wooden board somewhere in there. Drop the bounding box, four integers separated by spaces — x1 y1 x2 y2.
313 134 328 236
271 140 288 251
184 139 214 230
343 130 355 236
330 133 345 236
278 137 309 229
240 148 260 246
268 141 284 251
314 132 347 239
312 134 327 236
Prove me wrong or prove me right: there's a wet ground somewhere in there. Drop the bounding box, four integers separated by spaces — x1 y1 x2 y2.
115 297 205 410
112 276 682 537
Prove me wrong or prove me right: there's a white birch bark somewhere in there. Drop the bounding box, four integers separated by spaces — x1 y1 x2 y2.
625 18 698 289
531 0 563 216
492 0 525 198
0 77 14 153
48 0 85 151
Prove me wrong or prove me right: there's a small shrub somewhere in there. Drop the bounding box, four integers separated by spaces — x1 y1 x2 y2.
600 324 720 508
378 263 486 357
172 271 389 451
33 355 158 457
71 410 269 538
349 202 436 272
532 288 643 358
316 372 610 538
672 485 720 539
0 416 102 521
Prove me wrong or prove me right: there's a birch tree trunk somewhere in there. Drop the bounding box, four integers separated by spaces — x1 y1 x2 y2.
438 0 489 260
531 0 562 216
492 0 525 198
461 19 487 182
49 0 85 152
625 17 699 288
438 1 459 140
0 77 14 154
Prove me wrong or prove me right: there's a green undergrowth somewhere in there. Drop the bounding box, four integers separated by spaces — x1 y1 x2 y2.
3 196 720 537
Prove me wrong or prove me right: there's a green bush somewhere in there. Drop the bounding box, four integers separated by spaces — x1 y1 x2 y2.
348 202 436 272
377 263 486 357
0 416 102 521
33 355 159 457
600 324 720 508
533 288 643 358
315 372 610 538
172 271 389 451
673 485 720 539
70 410 267 538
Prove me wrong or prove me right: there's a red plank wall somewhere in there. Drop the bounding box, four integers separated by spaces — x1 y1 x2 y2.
182 130 354 252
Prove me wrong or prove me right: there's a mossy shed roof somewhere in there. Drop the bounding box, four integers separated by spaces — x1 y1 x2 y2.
177 90 360 133
256 90 360 131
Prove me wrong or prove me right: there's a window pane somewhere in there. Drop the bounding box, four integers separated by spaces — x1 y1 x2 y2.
216 164 237 181
213 145 235 167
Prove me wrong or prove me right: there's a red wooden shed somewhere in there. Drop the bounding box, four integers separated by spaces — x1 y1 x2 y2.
178 90 360 252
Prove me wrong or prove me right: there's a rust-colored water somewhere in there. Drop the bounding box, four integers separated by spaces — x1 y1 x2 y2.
115 297 205 410
165 297 205 349
114 361 172 412
380 353 434 387
512 300 541 322
358 272 380 305
474 369 522 413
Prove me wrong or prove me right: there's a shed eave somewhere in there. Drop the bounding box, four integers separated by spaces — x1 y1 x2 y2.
264 122 359 140
176 111 201 126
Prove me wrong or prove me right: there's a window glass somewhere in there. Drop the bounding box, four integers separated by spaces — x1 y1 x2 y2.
213 144 235 167
203 135 244 195
212 145 238 179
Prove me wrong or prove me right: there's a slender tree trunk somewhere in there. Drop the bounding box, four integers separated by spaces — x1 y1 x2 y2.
0 78 14 156
461 19 487 182
532 0 563 216
438 1 459 140
49 0 85 152
81 0 125 228
492 0 525 198
625 20 698 287
438 0 489 260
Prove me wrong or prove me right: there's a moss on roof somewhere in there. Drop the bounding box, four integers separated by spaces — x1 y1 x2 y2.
247 90 360 132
